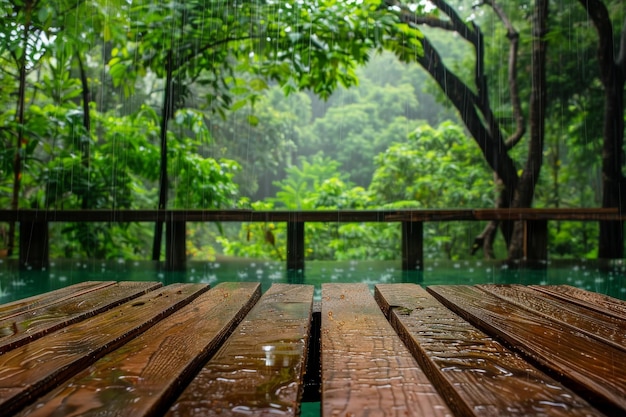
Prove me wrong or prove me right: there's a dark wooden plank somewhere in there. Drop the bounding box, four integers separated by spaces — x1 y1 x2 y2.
0 283 209 415
1 207 622 223
0 281 116 320
479 284 626 353
321 283 451 417
18 220 48 269
287 221 305 270
14 282 260 417
166 283 313 417
472 207 622 221
530 284 626 321
402 220 423 270
428 285 626 414
0 281 162 354
375 284 603 417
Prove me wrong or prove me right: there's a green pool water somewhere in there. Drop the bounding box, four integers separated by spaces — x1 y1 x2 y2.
1 257 625 304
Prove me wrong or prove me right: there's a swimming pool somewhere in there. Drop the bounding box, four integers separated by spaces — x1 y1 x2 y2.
1 258 625 304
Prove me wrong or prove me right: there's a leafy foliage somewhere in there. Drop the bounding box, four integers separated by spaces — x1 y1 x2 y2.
0 0 621 262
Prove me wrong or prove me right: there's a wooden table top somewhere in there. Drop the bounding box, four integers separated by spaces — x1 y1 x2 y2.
0 281 624 416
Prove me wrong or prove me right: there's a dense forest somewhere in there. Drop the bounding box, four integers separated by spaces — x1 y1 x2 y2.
0 0 624 263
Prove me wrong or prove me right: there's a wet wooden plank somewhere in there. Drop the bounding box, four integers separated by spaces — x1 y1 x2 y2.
0 281 162 354
166 283 313 417
1 207 623 222
530 284 626 321
478 284 626 353
0 281 116 320
375 283 602 417
0 283 209 415
321 283 451 417
15 282 260 417
428 285 626 415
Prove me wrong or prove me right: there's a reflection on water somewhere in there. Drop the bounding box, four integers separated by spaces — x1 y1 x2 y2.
0 258 625 304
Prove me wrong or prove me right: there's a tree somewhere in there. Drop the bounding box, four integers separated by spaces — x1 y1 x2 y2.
381 0 551 261
577 0 626 259
370 121 497 258
108 0 415 260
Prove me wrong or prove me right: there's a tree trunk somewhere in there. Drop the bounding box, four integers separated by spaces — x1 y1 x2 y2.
392 0 525 257
152 51 175 261
77 53 91 209
508 0 549 260
7 5 33 257
579 1 626 259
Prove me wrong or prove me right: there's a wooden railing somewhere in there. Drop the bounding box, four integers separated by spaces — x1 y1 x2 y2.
0 208 623 270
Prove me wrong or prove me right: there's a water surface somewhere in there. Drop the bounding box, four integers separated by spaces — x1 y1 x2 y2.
1 258 624 304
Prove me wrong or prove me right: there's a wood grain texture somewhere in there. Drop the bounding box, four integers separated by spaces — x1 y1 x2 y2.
0 281 162 354
0 281 116 320
1 207 621 223
375 283 602 417
321 283 451 417
14 282 260 417
478 284 626 352
428 285 626 414
530 284 626 321
0 283 209 415
166 283 313 417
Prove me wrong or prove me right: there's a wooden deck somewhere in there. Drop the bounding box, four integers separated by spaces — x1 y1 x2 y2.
0 282 624 416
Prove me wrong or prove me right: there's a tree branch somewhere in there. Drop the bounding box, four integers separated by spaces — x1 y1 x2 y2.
479 0 525 150
416 35 518 193
578 0 615 85
618 17 626 72
398 14 455 32
430 0 478 45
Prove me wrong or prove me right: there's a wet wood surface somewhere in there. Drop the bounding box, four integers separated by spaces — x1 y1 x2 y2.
0 283 209 415
1 207 622 222
428 285 626 414
478 284 626 352
0 281 162 354
0 281 116 320
530 284 626 321
374 283 602 417
166 283 313 417
321 283 451 417
16 282 261 417
0 281 624 416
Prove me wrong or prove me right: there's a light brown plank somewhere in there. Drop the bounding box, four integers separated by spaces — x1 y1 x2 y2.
0 283 209 415
0 281 116 320
0 281 162 354
166 283 313 417
479 284 626 353
428 285 626 415
530 284 626 321
375 283 603 417
321 283 451 417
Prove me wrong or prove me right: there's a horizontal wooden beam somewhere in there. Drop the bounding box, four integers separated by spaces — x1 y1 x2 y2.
3 208 623 272
0 208 622 223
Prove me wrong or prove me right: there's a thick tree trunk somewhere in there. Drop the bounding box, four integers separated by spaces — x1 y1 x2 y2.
508 0 549 260
579 1 626 259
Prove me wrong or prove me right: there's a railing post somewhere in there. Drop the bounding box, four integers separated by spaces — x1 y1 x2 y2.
287 221 305 271
19 221 49 269
524 220 548 263
402 221 423 271
165 220 186 270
